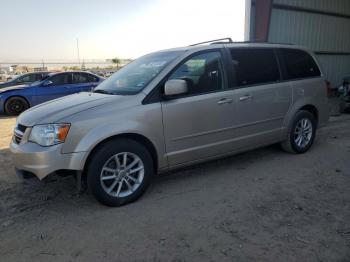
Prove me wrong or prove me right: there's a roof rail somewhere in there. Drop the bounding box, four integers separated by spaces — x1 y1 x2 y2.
223 40 296 45
190 39 296 47
189 37 233 46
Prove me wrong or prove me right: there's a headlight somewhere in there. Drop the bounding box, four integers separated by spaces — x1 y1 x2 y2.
29 124 70 146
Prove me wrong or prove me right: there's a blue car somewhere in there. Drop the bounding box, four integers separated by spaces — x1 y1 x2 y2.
0 71 104 115
0 72 51 89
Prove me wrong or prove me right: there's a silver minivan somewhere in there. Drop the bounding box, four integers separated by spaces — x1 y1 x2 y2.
10 39 329 206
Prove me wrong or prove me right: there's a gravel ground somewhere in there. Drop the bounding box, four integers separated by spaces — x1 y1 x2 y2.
0 114 350 262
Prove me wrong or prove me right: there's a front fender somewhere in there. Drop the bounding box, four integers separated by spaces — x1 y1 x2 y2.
61 102 167 170
70 120 157 152
0 90 33 113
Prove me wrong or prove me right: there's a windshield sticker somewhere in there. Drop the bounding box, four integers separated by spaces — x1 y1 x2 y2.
140 61 167 68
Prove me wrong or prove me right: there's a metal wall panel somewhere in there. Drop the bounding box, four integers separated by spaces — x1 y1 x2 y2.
268 7 350 86
268 9 350 52
250 0 350 86
273 0 350 16
317 55 350 86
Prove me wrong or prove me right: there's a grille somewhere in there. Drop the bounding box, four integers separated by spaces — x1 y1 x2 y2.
13 124 27 144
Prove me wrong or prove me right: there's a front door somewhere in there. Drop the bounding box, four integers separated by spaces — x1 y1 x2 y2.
34 73 73 105
161 51 236 166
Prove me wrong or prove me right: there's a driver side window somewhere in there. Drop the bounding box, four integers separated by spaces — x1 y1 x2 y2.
169 51 224 95
49 73 72 86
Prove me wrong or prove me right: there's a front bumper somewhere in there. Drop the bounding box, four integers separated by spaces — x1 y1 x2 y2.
0 97 5 114
10 140 87 180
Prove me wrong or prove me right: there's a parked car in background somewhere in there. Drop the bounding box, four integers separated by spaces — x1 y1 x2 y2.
0 73 13 82
0 72 51 88
338 76 350 112
0 71 103 115
10 40 328 206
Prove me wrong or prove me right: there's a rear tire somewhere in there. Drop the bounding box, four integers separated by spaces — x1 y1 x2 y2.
86 139 154 206
281 110 316 154
5 96 29 115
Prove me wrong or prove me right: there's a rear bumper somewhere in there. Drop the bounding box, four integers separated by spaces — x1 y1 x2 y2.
10 140 86 180
318 99 330 128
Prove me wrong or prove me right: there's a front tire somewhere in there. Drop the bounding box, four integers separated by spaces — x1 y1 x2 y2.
5 97 29 115
86 139 154 206
281 110 317 154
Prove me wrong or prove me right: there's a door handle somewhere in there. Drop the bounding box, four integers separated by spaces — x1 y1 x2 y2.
239 95 252 101
217 98 233 105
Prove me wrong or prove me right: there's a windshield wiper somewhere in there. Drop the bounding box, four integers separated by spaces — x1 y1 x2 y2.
93 89 114 95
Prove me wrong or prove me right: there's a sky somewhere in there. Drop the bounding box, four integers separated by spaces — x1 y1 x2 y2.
0 0 246 61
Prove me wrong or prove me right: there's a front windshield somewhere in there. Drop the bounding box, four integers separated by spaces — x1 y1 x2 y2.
94 50 184 95
30 75 50 86
8 74 21 82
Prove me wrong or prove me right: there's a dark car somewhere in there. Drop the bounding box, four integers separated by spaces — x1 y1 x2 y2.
338 76 350 112
0 72 51 88
0 71 104 115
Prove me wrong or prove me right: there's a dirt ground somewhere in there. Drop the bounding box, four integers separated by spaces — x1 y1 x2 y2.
0 114 350 262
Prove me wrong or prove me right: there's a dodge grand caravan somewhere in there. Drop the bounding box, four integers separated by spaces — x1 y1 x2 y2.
10 39 329 206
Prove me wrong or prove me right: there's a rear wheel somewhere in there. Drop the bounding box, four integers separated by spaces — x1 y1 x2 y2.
281 110 316 154
86 139 154 206
5 97 29 115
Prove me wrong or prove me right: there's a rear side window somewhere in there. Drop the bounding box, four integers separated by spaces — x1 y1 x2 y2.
73 73 89 83
87 74 99 82
230 48 280 87
279 49 320 80
50 73 72 86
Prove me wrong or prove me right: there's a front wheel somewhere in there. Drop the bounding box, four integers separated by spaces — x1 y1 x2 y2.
86 139 154 206
5 97 29 115
281 110 317 154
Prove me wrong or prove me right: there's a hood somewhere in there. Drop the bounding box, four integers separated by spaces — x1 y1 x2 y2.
17 92 128 126
0 84 28 93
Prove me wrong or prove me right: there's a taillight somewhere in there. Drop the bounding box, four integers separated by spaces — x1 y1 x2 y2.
325 80 332 97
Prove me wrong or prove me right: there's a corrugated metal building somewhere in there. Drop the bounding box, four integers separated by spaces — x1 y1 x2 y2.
249 0 350 87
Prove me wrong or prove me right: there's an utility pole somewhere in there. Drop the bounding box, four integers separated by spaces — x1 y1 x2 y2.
76 38 80 67
244 0 251 41
42 58 45 70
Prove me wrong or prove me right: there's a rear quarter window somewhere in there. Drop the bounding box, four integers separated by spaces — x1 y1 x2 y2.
279 48 321 80
87 74 99 82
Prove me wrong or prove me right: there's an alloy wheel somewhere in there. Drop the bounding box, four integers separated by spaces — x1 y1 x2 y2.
100 152 145 198
294 118 313 148
9 100 25 114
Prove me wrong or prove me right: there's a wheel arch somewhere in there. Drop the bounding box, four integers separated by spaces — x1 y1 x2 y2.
299 104 319 125
82 133 159 176
4 95 30 112
284 99 320 130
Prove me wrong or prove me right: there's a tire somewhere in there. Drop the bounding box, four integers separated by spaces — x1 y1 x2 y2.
344 104 350 113
86 139 154 206
281 110 317 154
5 96 29 115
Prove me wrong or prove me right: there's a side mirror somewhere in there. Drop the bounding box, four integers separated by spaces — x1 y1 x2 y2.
164 79 188 97
43 80 53 87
